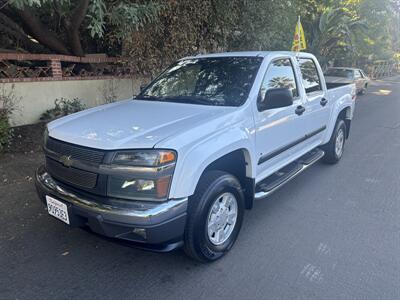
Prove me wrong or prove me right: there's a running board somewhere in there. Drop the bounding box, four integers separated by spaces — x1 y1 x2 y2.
254 148 324 200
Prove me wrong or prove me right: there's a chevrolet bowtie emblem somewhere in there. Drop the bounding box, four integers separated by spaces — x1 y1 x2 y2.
60 155 73 167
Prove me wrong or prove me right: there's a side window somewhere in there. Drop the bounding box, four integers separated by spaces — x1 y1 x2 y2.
356 70 363 78
258 58 298 110
298 58 322 94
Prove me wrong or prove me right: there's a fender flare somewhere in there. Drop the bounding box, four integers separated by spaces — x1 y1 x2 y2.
323 97 354 144
168 129 255 199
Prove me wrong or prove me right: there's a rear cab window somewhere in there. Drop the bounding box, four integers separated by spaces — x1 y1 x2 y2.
298 58 323 94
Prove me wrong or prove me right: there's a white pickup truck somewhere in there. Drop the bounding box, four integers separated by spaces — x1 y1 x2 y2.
35 51 356 262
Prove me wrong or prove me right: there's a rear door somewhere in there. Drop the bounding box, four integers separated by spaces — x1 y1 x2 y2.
297 57 330 145
254 57 308 179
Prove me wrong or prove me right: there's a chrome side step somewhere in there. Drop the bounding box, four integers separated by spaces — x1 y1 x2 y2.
254 148 324 200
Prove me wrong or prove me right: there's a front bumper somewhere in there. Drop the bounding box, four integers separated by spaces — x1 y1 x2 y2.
35 165 188 249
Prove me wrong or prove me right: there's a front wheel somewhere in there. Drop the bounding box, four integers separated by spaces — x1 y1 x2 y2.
321 119 346 164
184 170 245 262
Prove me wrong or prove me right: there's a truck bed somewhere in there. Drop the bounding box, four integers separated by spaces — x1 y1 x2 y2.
326 82 355 112
326 82 351 90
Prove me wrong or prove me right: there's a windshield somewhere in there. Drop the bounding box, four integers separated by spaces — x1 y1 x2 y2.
138 57 263 106
324 68 354 79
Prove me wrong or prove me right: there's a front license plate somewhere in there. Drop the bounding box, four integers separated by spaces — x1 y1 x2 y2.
46 195 70 225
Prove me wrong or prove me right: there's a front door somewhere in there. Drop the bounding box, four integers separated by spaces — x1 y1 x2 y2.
254 57 308 181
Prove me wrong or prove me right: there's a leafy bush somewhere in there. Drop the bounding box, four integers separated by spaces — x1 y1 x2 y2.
0 84 19 152
40 98 86 122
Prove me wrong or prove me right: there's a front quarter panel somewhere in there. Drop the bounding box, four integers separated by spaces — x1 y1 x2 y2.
156 107 256 199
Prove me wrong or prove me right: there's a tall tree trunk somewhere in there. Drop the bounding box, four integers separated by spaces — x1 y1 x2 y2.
15 7 70 55
66 0 90 56
0 12 47 52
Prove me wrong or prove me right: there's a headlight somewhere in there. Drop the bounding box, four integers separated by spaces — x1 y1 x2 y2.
112 150 176 167
107 150 176 201
108 176 172 200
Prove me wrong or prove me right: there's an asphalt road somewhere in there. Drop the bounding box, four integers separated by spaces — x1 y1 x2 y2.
1 78 399 300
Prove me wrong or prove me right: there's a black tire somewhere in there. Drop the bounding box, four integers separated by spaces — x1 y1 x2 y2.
321 119 346 164
183 170 245 262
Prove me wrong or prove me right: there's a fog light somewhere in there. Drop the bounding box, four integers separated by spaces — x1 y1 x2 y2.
132 228 147 239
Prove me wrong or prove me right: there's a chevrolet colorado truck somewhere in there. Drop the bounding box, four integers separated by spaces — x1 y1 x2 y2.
35 51 356 262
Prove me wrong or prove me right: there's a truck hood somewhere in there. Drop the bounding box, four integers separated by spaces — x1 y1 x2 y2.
48 99 229 150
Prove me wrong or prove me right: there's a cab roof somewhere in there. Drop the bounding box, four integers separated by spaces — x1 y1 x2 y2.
181 51 315 60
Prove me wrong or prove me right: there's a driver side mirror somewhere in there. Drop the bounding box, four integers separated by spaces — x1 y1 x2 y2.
258 88 293 111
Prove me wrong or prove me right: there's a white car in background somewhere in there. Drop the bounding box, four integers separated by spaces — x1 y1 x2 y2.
324 67 369 95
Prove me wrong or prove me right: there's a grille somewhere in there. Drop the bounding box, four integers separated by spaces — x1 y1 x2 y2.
46 137 105 164
46 158 98 188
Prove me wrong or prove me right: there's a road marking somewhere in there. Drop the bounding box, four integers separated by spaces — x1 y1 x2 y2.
316 243 331 256
300 243 333 283
382 122 400 129
365 178 380 184
300 264 324 283
372 89 392 96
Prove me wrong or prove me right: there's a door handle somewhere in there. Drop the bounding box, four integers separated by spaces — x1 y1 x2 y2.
320 98 328 106
295 105 305 115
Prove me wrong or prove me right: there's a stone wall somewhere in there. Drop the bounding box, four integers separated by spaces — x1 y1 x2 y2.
4 77 148 126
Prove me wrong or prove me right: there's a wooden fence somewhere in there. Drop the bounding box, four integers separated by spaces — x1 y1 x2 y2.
364 60 400 79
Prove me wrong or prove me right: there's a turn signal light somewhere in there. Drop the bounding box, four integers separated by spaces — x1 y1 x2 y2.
159 151 176 165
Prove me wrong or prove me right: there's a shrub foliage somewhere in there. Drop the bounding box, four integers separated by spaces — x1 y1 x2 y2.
40 98 86 122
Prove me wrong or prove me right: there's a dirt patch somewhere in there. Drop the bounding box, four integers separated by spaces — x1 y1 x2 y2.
0 151 43 186
6 122 46 154
1 123 45 185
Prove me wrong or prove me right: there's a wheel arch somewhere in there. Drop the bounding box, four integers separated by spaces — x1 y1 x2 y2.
174 147 255 210
200 149 255 209
324 103 353 144
337 106 352 139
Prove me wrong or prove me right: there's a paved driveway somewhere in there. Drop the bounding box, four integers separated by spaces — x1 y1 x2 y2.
1 77 399 299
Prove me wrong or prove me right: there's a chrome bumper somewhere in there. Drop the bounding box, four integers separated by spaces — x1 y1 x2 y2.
35 165 188 226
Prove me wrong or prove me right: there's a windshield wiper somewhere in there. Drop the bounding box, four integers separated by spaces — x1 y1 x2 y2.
136 95 163 101
162 95 220 106
137 94 222 106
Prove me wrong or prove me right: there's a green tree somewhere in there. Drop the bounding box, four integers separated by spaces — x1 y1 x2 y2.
0 0 163 56
305 5 367 67
355 0 400 61
226 0 297 51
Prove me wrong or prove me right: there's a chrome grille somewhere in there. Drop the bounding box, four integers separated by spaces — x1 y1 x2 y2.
45 158 98 188
46 137 105 164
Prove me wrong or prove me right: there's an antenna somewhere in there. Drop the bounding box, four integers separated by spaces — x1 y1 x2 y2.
295 16 301 59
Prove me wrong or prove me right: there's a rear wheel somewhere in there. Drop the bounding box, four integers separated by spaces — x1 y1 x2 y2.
321 119 346 164
184 170 245 262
